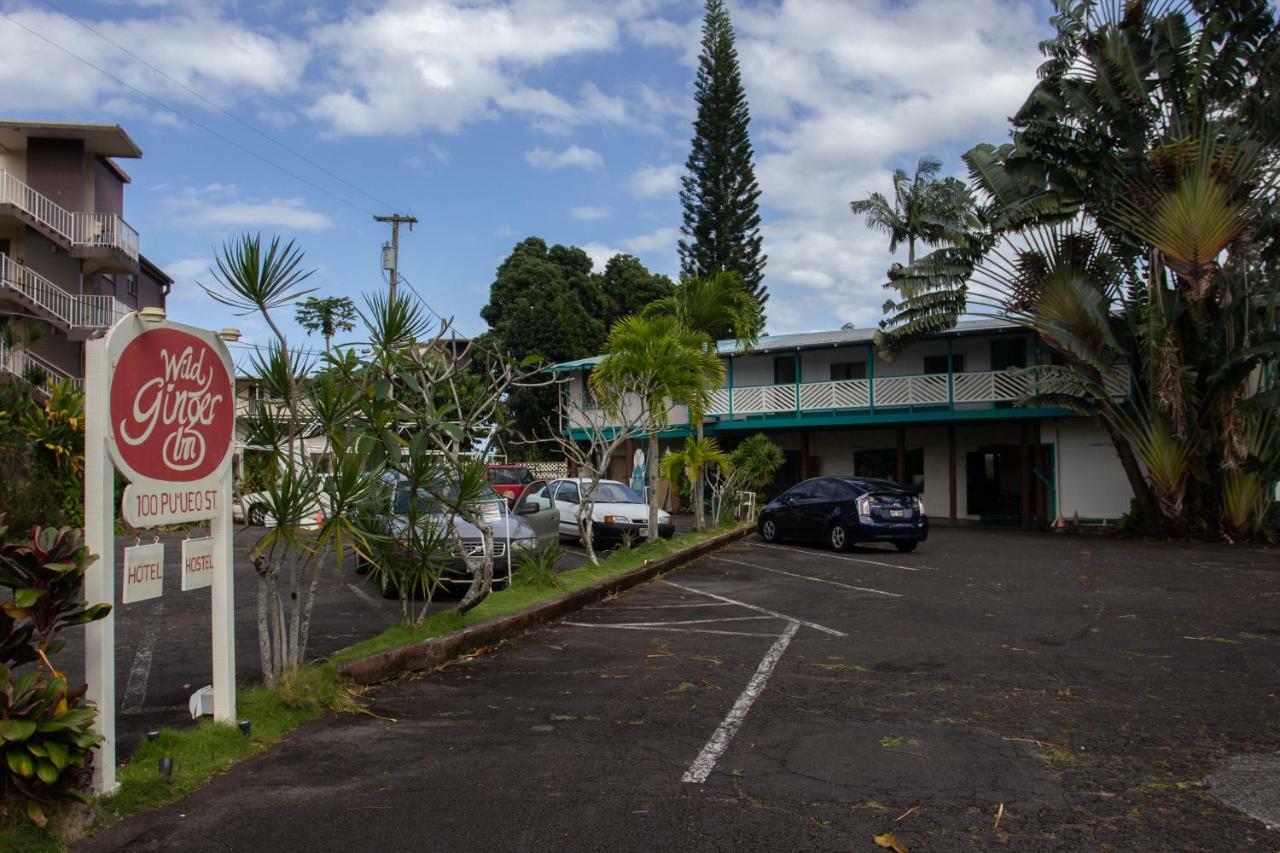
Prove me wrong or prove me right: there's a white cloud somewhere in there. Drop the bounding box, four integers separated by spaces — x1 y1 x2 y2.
621 226 677 255
0 9 307 113
306 1 626 136
628 163 682 199
525 144 603 171
579 241 622 271
569 205 612 221
165 188 333 232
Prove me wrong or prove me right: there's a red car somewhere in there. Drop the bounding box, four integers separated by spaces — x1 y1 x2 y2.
485 464 534 504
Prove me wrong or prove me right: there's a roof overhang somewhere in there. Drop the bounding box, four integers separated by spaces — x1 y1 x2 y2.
0 120 142 158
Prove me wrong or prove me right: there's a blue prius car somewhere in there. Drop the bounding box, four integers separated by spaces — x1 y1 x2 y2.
758 476 928 553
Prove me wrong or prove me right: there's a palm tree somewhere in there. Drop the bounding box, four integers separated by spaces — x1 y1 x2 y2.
643 270 761 530
591 315 723 540
850 156 973 265
660 437 731 522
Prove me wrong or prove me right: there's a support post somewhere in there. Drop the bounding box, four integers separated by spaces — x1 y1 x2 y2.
83 335 117 794
727 355 734 418
946 338 955 409
793 351 801 414
1031 420 1045 524
1019 422 1032 529
895 425 907 486
799 430 810 479
866 343 875 414
947 424 957 524
210 468 236 723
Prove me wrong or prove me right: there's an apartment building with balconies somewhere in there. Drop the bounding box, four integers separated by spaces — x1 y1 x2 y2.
551 319 1140 528
0 120 171 395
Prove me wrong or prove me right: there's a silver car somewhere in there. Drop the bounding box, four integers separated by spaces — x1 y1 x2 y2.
372 477 558 597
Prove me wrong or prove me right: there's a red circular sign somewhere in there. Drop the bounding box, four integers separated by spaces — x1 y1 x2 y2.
109 328 234 482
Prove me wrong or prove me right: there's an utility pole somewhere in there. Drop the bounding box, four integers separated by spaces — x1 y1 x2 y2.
375 213 417 302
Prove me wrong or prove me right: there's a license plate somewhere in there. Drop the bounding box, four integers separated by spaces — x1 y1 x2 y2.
890 509 906 518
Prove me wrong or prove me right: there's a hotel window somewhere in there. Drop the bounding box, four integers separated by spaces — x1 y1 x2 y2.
830 361 866 380
923 354 964 375
773 356 797 385
126 275 137 297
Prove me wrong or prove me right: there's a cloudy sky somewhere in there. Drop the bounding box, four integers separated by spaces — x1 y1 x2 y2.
0 0 1052 364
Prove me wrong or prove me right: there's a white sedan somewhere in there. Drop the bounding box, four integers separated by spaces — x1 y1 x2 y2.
539 478 675 544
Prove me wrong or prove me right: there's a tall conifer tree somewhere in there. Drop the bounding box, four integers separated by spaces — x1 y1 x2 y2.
678 0 767 310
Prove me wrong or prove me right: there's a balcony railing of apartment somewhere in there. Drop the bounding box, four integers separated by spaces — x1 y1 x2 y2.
0 169 140 260
0 254 126 330
705 366 1130 418
0 339 81 396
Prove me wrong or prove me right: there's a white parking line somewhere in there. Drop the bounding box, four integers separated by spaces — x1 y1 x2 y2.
711 556 902 598
121 600 164 715
594 615 777 628
562 622 780 638
602 602 736 610
661 580 846 637
750 542 930 572
683 620 800 783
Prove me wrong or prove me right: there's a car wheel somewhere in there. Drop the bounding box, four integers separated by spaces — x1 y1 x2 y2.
829 523 852 552
895 541 918 553
760 517 779 543
247 505 266 526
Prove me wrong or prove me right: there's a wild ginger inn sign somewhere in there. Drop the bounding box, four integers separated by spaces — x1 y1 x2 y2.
108 324 236 526
84 312 239 794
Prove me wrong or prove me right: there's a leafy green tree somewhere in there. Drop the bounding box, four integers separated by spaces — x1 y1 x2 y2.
678 0 767 310
591 315 723 540
294 296 357 352
481 238 607 449
850 156 974 265
596 254 674 323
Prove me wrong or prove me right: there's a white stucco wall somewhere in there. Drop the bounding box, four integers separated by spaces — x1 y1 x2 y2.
1048 418 1134 520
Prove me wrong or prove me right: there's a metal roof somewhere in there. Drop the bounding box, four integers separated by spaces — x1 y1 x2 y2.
545 318 1023 372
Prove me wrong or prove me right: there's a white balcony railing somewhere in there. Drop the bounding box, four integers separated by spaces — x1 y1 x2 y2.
0 339 81 396
0 255 123 329
704 367 1130 418
0 169 139 260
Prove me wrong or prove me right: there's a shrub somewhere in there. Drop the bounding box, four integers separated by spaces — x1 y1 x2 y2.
0 519 110 827
514 543 564 590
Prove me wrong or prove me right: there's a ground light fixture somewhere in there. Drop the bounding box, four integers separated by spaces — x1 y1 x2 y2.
138 306 166 323
239 720 251 737
159 756 173 780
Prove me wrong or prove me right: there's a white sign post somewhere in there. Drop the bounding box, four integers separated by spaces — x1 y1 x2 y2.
82 313 238 794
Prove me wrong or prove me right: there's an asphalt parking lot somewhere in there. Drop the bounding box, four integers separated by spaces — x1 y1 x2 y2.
82 527 1280 851
59 521 687 757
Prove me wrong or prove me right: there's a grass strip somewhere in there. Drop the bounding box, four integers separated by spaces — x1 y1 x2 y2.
332 520 749 665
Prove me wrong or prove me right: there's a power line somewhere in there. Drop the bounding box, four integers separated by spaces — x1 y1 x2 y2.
32 0 399 213
0 11 375 217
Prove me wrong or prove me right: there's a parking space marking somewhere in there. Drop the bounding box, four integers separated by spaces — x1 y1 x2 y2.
683 620 800 784
594 615 777 627
710 556 903 598
121 600 164 715
750 542 931 572
603 602 736 610
562 622 780 638
661 580 847 637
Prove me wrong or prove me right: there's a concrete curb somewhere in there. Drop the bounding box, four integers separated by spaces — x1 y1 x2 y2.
338 523 757 686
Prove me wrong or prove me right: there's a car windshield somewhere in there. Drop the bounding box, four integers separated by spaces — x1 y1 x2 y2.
394 482 504 515
488 467 532 485
584 482 644 504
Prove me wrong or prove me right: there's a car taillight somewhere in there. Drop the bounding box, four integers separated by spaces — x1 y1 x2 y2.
916 496 926 516
856 495 871 518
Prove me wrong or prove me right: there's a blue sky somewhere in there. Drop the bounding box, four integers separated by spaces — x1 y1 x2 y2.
0 0 1053 369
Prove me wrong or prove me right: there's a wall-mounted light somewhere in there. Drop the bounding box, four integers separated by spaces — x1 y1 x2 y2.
218 328 241 342
138 306 166 323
